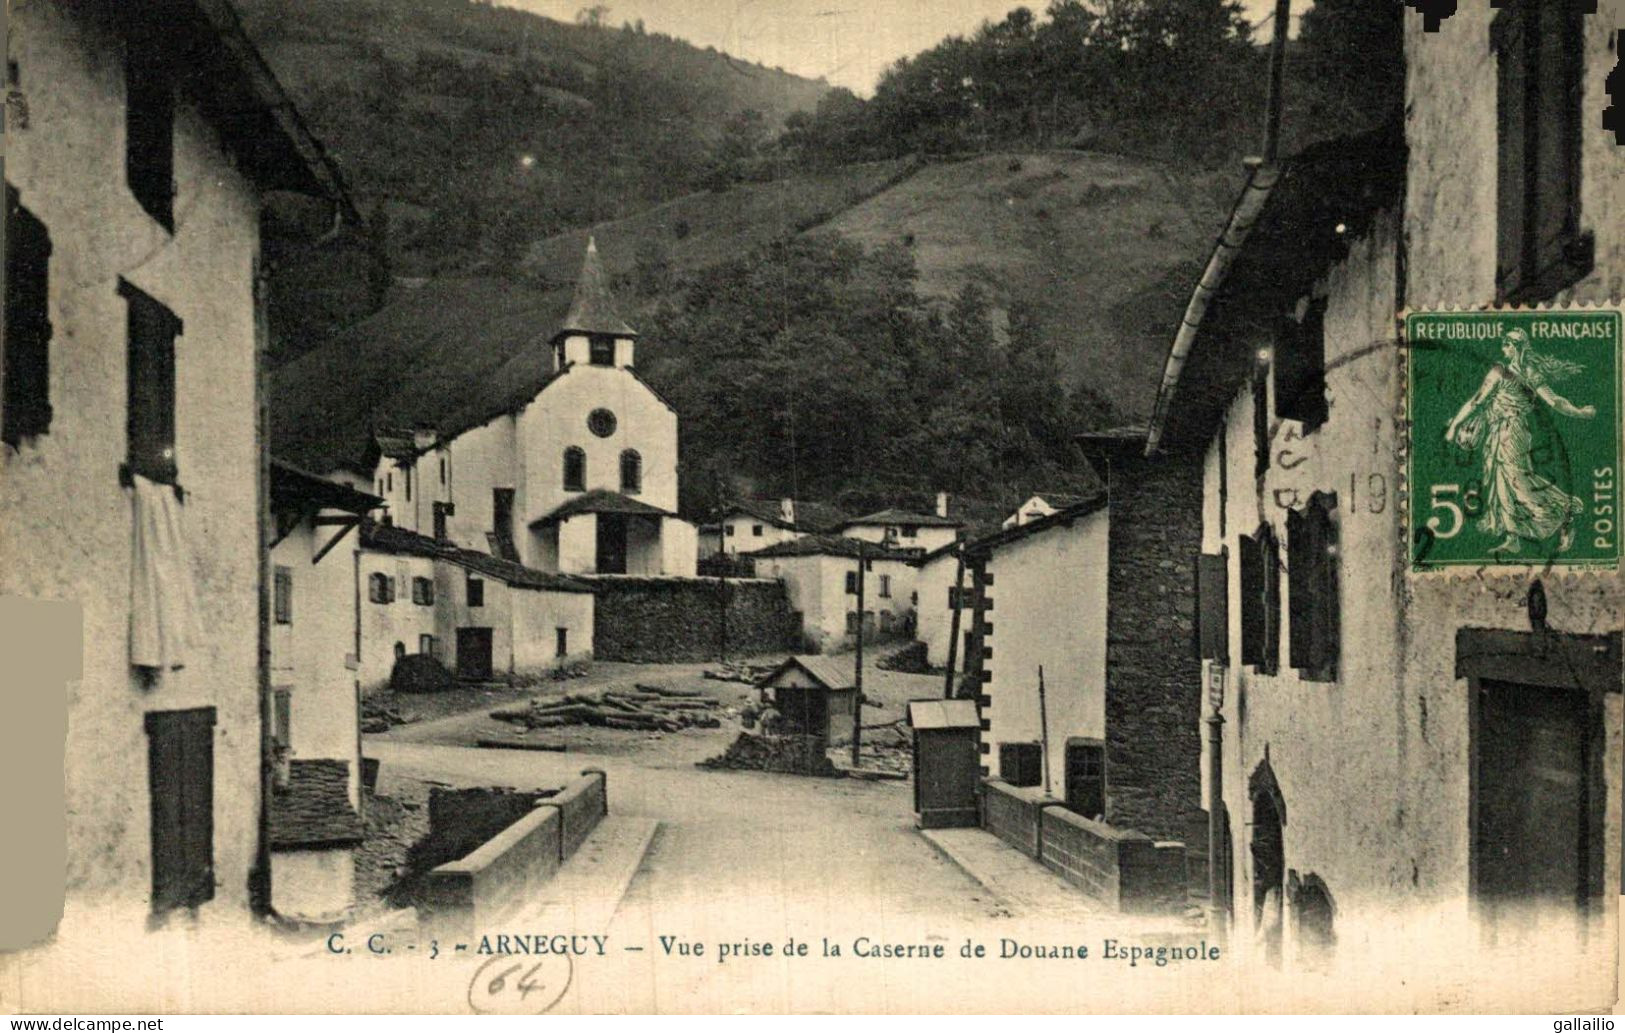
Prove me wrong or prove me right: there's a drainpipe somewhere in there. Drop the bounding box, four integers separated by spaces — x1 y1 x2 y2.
251 257 274 917
1144 0 1291 457
1207 701 1226 941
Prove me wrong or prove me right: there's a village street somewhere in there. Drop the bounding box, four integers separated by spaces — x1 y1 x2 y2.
364 655 1010 930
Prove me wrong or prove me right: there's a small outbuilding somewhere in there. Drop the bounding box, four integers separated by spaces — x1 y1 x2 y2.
756 655 858 745
906 699 981 828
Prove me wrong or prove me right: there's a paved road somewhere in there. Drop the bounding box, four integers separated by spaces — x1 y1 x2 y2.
365 738 1034 1011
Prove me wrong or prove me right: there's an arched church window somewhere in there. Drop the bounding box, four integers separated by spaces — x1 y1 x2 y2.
563 447 586 491
621 449 642 494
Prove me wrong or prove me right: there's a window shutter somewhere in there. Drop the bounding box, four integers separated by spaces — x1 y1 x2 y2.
1261 525 1280 675
1494 4 1529 296
145 708 215 913
1196 550 1229 662
273 565 293 624
846 571 857 595
1309 492 1340 672
125 28 176 231
1287 507 1312 669
1253 365 1270 478
1239 532 1264 666
1275 298 1328 429
272 688 291 750
120 279 181 484
4 185 53 445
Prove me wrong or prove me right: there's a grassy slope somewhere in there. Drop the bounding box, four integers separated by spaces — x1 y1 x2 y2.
819 152 1235 417
275 152 1231 473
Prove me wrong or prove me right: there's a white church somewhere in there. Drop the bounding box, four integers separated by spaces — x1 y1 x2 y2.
361 238 698 577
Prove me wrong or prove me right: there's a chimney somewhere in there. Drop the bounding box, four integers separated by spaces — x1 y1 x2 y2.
412 424 438 451
935 492 950 519
780 498 795 526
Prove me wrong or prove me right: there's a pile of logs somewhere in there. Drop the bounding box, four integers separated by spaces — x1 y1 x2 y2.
703 661 775 685
360 697 416 733
490 684 724 734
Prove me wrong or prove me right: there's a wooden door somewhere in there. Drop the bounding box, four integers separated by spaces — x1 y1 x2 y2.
1476 680 1587 922
456 627 494 681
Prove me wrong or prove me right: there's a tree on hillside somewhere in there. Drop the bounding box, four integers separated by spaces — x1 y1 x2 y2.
576 5 610 28
645 233 1107 514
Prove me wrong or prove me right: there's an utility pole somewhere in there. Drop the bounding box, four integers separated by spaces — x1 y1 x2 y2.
713 471 728 662
942 544 966 699
851 548 865 766
1037 665 1051 797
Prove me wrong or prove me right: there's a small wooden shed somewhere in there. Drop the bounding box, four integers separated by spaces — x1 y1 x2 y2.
907 699 981 828
757 655 857 745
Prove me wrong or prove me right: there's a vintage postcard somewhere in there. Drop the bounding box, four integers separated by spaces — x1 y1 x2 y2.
2 0 1623 1018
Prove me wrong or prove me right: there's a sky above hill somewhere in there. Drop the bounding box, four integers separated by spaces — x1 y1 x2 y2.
499 0 1301 95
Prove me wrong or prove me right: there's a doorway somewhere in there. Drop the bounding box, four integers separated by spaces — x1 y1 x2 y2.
1474 679 1588 928
597 513 628 574
1064 739 1105 820
455 627 494 681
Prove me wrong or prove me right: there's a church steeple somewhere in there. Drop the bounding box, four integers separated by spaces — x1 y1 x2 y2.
558 236 636 338
552 237 637 371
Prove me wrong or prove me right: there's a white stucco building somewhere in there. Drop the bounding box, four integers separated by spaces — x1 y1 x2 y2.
837 500 963 556
358 239 697 578
1 0 354 949
266 462 379 924
709 497 852 556
752 536 917 654
357 520 595 692
966 497 1109 801
911 542 964 670
1149 3 1624 990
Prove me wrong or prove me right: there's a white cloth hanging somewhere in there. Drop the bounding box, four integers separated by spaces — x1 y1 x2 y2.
129 472 203 671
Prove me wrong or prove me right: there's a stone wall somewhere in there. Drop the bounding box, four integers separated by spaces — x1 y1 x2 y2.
981 778 1051 858
1103 449 1206 846
415 786 558 872
585 576 796 662
1039 807 1187 915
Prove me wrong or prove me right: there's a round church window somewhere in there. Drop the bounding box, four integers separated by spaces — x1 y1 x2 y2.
588 408 617 438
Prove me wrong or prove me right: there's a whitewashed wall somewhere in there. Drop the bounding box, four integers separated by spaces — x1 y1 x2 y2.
1 1 264 935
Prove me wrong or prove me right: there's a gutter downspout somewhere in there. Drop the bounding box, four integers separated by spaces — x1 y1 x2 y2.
1144 0 1292 458
251 256 275 918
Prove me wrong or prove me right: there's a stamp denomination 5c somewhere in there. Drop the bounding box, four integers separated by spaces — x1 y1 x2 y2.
1406 309 1622 571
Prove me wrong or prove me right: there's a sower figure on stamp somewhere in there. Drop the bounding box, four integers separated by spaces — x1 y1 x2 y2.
1444 328 1596 555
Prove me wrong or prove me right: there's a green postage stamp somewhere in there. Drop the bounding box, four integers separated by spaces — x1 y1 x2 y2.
1406 309 1622 571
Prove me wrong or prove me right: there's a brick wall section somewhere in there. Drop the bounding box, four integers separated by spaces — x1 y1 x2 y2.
981 778 1051 858
1040 806 1188 915
586 576 797 662
1103 449 1205 846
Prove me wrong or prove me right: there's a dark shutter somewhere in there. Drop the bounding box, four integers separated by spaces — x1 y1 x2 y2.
145 708 215 913
1494 4 1529 295
467 575 485 608
1287 507 1313 670
124 27 175 231
1495 0 1589 302
120 279 180 484
845 571 858 595
1275 298 1328 430
273 565 292 624
272 688 291 750
1196 550 1229 662
555 627 568 658
1239 533 1264 667
4 184 53 446
1288 493 1340 676
1310 492 1340 673
1261 525 1280 675
1252 364 1270 478
999 741 1043 787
